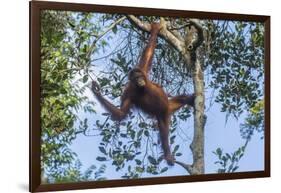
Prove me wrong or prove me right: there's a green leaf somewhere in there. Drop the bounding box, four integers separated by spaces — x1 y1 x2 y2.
232 166 239 172
144 130 149 137
170 135 176 144
160 167 168 173
137 129 143 138
98 147 107 155
135 159 142 165
226 153 231 160
129 130 136 139
173 145 180 153
96 156 107 161
216 148 223 158
82 75 88 83
120 133 127 138
175 153 182 157
138 122 146 128
101 112 110 116
136 166 144 173
112 25 117 34
148 156 157 165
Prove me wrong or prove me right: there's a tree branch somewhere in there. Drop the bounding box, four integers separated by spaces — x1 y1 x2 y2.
188 19 204 50
174 161 193 174
166 21 185 42
86 16 127 59
126 15 185 53
177 20 205 175
73 16 127 81
189 47 205 175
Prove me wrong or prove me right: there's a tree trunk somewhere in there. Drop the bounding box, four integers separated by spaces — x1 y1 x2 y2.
190 50 205 174
175 49 205 175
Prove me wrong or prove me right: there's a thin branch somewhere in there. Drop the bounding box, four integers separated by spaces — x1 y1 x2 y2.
142 135 150 166
86 16 127 59
91 37 127 62
168 24 190 31
74 17 127 81
174 160 193 174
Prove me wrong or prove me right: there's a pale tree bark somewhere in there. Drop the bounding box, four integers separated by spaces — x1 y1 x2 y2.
126 15 206 175
187 48 205 174
190 53 206 174
174 49 205 175
127 15 185 54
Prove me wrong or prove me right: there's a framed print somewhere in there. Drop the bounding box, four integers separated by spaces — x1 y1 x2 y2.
29 1 270 192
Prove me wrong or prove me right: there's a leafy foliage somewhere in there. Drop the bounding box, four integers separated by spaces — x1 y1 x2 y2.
40 11 106 182
208 21 264 119
240 100 265 140
40 10 265 180
91 19 265 177
213 145 246 173
43 161 106 183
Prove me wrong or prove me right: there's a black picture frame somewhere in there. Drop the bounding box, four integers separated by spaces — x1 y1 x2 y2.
30 1 270 192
